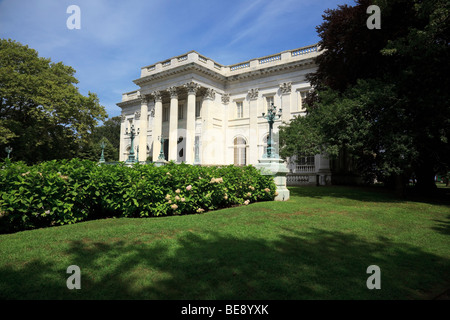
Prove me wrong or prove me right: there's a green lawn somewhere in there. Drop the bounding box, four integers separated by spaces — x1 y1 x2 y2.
1 186 449 300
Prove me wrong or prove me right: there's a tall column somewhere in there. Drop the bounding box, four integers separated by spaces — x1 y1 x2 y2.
168 86 178 162
201 88 215 165
152 91 163 162
248 88 259 165
138 94 149 162
184 81 199 164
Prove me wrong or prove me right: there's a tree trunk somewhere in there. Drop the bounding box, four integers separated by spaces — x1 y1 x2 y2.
394 173 406 197
414 165 437 194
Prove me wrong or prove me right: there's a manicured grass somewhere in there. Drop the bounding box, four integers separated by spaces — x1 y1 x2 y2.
0 186 449 300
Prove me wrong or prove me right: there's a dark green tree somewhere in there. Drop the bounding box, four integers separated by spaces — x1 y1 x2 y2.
0 39 107 163
79 116 121 162
280 0 450 193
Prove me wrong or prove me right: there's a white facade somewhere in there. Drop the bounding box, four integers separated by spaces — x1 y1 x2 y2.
117 43 330 180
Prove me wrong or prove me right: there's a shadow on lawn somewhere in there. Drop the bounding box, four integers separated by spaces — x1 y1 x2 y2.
433 214 450 236
1 228 449 300
288 185 450 207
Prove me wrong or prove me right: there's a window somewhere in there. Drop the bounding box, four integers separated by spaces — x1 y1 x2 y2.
234 136 247 166
295 154 315 173
178 104 184 120
163 106 169 122
299 91 308 110
195 101 201 118
265 96 274 113
236 101 243 118
299 155 315 166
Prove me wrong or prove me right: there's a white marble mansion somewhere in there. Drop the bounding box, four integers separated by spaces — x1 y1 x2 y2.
117 44 331 184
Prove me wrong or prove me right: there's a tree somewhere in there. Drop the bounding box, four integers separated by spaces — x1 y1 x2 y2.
281 0 450 193
79 116 121 162
0 39 107 163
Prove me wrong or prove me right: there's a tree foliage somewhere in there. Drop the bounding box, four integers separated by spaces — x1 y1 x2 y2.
280 0 450 191
0 39 107 163
79 116 121 162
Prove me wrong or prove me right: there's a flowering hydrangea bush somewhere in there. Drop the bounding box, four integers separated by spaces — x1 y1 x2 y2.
0 159 276 233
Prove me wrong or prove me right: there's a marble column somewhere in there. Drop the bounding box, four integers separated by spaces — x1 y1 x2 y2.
138 94 149 162
168 86 179 162
184 81 199 165
152 91 163 162
248 88 259 165
201 88 215 165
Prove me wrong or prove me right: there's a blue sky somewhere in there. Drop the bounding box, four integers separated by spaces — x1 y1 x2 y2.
0 0 354 119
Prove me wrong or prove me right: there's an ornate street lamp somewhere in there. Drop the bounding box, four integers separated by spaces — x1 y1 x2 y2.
125 124 139 164
194 137 200 164
5 146 12 159
99 141 106 163
157 136 166 160
262 103 282 158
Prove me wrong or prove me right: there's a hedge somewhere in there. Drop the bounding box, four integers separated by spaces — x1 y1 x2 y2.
0 159 276 233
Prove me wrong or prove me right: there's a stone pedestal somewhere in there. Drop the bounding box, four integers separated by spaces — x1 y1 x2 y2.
154 159 168 167
256 158 290 201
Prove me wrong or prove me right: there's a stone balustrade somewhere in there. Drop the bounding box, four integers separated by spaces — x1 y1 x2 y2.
138 44 320 79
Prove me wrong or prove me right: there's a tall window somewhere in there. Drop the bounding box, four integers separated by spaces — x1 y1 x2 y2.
236 101 243 119
299 91 308 110
163 106 169 122
178 104 184 120
195 101 201 118
234 136 247 166
265 96 274 114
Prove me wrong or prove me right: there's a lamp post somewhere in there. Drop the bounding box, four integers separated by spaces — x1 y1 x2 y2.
153 135 168 167
256 103 290 201
262 103 282 158
5 146 12 159
125 124 139 164
157 136 166 160
99 141 106 163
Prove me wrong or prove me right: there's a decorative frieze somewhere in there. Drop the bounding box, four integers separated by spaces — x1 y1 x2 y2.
248 88 259 100
280 82 292 95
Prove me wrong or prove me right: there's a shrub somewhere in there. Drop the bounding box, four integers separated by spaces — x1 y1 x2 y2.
0 159 276 233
